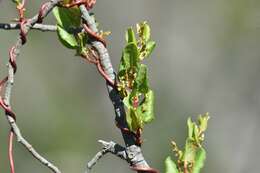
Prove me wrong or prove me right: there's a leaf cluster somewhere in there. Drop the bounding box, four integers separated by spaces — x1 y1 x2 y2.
117 22 156 132
53 6 89 55
165 113 210 173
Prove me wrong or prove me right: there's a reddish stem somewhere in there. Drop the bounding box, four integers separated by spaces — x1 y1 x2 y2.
60 0 96 10
16 0 27 44
96 60 114 86
83 24 107 47
131 166 159 173
0 46 17 121
8 130 15 173
9 47 17 73
37 3 48 23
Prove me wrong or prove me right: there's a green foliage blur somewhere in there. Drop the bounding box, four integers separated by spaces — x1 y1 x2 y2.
0 0 260 172
165 113 209 173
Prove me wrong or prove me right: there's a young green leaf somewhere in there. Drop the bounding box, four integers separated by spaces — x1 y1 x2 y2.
138 89 155 123
165 156 179 173
193 148 206 173
183 139 197 163
12 0 21 4
126 28 137 44
198 113 210 132
187 117 194 140
193 124 200 144
123 95 142 131
137 21 151 43
134 64 149 93
57 26 78 49
119 42 139 72
145 41 156 57
53 7 81 29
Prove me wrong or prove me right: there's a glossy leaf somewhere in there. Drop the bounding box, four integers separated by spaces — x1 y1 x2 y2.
165 156 179 173
53 7 81 29
193 148 206 173
57 26 78 49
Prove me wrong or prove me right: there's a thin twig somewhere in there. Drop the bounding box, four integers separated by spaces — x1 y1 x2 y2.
2 0 63 173
0 23 57 32
8 131 15 173
85 140 127 173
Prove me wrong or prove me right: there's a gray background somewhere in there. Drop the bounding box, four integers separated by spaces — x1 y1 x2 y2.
0 0 260 172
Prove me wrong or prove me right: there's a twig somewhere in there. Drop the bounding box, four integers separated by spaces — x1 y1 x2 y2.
1 0 63 173
8 131 15 173
85 140 127 173
0 23 57 32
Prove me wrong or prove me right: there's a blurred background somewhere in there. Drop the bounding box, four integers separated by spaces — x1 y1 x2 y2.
0 0 260 172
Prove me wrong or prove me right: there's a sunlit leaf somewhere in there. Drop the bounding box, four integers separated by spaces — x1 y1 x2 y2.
187 117 194 139
119 42 139 72
53 6 81 29
145 41 156 57
138 89 155 123
137 21 151 43
12 0 21 4
183 139 197 163
199 113 210 132
165 156 179 173
126 27 137 44
135 64 149 93
57 26 78 49
193 124 200 143
193 148 206 173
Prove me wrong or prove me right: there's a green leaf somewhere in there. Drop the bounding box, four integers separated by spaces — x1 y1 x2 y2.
165 156 179 173
193 124 200 143
135 64 149 93
57 26 78 49
12 0 21 4
187 117 194 140
126 28 137 44
145 41 156 58
137 21 151 43
138 89 155 123
119 42 139 72
123 95 143 131
193 148 206 173
53 7 81 30
198 113 210 132
140 41 156 60
75 32 88 55
183 139 197 163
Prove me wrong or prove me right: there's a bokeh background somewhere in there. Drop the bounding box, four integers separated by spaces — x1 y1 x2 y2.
0 0 260 172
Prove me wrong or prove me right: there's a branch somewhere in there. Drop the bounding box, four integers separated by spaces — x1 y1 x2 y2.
79 5 158 173
85 140 128 173
0 23 57 32
1 0 63 173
